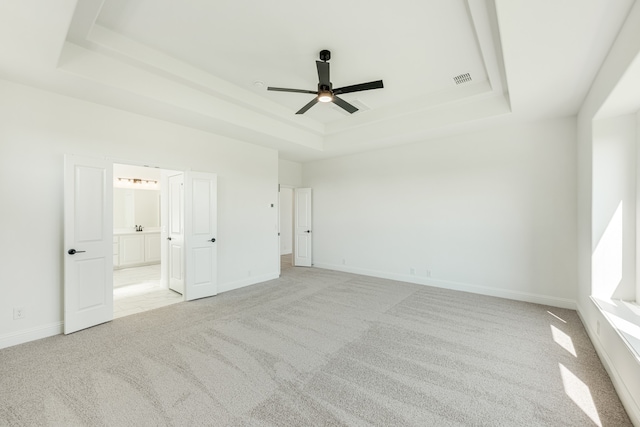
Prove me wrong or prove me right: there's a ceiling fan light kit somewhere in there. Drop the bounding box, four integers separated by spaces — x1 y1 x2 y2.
267 50 384 115
317 90 333 103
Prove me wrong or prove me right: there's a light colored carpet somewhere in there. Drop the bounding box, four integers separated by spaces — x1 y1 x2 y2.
0 262 632 426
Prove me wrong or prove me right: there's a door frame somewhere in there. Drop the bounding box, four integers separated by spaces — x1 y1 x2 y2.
65 155 220 333
114 160 184 298
277 185 312 271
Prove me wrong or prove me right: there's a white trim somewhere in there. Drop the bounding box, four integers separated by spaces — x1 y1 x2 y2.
313 262 577 309
591 297 640 363
0 322 63 350
577 302 640 426
218 273 279 294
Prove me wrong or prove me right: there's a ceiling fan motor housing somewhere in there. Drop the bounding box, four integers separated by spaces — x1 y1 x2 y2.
319 50 331 62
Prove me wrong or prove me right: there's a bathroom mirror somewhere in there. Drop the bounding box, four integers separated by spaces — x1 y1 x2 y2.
114 188 160 229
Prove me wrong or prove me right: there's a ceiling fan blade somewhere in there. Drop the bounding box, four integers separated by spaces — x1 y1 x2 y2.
296 98 319 114
267 87 318 95
333 80 384 95
316 61 330 87
332 95 358 114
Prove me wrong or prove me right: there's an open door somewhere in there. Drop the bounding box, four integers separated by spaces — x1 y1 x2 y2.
184 171 218 300
168 173 185 294
64 155 113 334
294 188 312 267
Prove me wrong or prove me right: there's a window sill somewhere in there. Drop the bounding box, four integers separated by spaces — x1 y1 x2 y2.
591 296 640 363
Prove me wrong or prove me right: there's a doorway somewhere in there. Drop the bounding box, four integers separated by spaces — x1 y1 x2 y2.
278 186 313 273
64 155 219 334
279 186 294 272
112 163 182 318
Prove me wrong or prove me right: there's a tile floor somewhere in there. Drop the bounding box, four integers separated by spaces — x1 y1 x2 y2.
113 264 183 319
280 253 293 271
113 256 294 319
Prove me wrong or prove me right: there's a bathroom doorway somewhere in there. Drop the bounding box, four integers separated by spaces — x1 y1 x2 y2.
65 155 218 332
279 186 294 274
112 163 183 318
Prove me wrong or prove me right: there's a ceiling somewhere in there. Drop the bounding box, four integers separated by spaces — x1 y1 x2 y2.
94 0 489 124
0 0 636 162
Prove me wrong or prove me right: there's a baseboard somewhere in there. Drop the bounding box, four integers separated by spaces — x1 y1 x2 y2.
218 272 279 294
576 303 640 426
0 321 63 350
114 261 160 270
313 262 576 310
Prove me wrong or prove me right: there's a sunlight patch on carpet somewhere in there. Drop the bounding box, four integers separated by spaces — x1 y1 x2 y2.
559 363 602 427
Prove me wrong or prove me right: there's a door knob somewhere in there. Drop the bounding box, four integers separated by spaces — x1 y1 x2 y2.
305 230 311 233
209 238 216 243
167 237 172 241
67 249 86 255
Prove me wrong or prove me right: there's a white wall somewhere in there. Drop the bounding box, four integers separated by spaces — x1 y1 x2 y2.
278 159 302 187
0 79 279 347
304 117 577 308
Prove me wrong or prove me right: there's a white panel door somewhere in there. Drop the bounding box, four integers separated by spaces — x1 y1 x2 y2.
64 155 113 334
294 188 312 267
168 173 185 294
184 171 217 301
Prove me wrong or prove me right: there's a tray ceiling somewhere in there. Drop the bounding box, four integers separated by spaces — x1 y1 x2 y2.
0 0 633 162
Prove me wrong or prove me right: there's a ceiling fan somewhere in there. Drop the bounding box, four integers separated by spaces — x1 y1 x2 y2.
267 50 384 115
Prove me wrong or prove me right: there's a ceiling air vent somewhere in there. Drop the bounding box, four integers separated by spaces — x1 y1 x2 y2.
453 73 472 85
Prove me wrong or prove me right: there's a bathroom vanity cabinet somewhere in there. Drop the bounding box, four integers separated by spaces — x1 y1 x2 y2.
113 231 161 268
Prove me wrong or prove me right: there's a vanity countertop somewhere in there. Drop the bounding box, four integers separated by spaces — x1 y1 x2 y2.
114 229 161 235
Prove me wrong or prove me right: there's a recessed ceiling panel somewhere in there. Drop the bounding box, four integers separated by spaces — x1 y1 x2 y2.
96 0 488 122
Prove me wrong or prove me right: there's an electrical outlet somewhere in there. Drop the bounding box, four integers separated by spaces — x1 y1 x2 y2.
410 268 415 275
426 269 431 277
13 307 25 320
342 259 346 265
